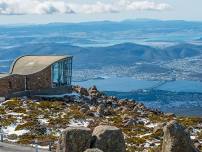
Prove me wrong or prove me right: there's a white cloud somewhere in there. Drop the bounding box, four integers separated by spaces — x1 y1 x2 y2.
68 2 119 14
119 0 171 11
0 0 171 15
0 0 74 15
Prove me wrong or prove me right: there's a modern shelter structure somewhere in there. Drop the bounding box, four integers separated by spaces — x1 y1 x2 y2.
0 55 73 98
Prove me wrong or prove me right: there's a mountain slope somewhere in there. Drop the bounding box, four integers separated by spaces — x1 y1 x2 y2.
0 43 202 69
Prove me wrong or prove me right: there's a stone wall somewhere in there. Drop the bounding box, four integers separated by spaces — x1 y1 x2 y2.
0 74 24 97
27 66 52 91
0 66 52 97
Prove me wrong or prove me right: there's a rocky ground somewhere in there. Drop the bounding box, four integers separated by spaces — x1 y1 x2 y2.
0 85 202 152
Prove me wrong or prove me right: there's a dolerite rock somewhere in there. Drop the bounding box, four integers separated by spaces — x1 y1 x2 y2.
80 104 90 114
92 125 126 152
88 86 101 97
84 148 103 152
80 108 89 114
80 87 89 96
124 119 136 127
97 104 105 116
153 122 166 133
164 113 176 117
162 120 199 152
73 85 89 96
57 127 91 152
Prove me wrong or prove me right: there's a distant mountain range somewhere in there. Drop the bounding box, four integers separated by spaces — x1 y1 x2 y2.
1 19 202 32
0 42 202 69
1 19 202 46
1 19 202 73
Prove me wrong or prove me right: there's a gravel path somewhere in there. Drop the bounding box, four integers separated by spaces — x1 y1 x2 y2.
0 142 48 152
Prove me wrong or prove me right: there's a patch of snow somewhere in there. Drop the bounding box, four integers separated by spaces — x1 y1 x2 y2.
3 124 29 136
146 123 158 128
139 133 152 138
68 119 90 127
190 136 196 140
39 118 49 124
0 97 5 102
7 112 25 116
92 112 100 117
1 100 13 104
138 117 150 124
144 142 150 148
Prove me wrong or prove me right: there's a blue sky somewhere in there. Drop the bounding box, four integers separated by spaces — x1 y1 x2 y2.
0 0 202 24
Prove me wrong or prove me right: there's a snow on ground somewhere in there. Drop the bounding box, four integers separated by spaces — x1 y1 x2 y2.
191 136 196 140
7 112 26 116
68 118 91 127
138 117 150 125
2 124 29 136
145 123 158 128
139 133 152 138
39 118 49 124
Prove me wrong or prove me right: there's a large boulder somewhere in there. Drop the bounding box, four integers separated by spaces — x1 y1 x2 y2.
162 120 199 152
92 125 126 152
57 127 92 152
84 148 103 152
74 86 89 96
88 86 102 97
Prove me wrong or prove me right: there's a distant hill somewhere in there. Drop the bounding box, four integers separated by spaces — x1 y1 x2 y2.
1 20 202 33
164 43 202 59
196 37 202 41
0 42 202 69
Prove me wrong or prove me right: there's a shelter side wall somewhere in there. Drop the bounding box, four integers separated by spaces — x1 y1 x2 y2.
0 77 9 96
0 75 25 97
26 66 52 90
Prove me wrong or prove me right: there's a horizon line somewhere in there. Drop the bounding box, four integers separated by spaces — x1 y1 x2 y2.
1 18 202 26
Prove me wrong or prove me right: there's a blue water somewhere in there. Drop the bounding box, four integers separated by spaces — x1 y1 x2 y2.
158 80 202 93
74 77 202 93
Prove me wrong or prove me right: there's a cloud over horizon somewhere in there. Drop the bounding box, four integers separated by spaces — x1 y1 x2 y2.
0 0 171 15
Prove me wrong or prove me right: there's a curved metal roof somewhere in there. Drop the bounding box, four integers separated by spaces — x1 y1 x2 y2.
10 55 72 75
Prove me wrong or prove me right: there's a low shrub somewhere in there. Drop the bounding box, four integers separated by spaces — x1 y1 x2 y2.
3 99 22 110
7 134 18 140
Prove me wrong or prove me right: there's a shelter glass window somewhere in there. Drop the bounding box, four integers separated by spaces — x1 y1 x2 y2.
52 58 72 87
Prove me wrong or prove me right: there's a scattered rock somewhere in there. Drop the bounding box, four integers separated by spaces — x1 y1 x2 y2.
124 119 136 127
86 111 96 117
89 86 101 97
74 86 89 96
165 113 176 117
194 141 201 150
7 134 18 140
57 127 92 152
92 125 126 152
80 108 89 114
81 104 90 109
153 123 166 133
80 87 89 96
121 114 131 121
97 104 105 116
196 123 202 129
80 104 90 114
162 120 199 152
